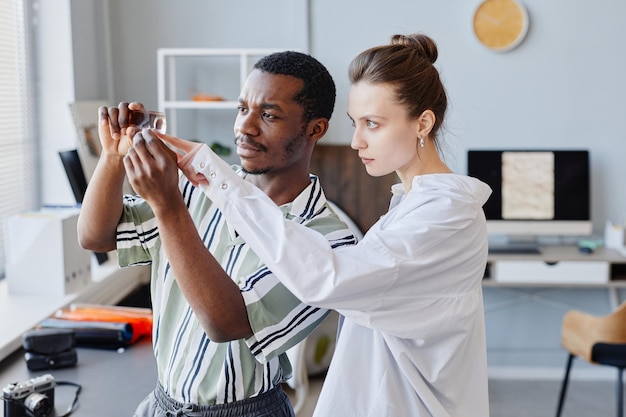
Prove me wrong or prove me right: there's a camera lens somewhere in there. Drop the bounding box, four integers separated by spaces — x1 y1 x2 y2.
151 113 167 133
24 392 53 417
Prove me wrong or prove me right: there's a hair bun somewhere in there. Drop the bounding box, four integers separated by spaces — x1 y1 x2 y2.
390 33 438 64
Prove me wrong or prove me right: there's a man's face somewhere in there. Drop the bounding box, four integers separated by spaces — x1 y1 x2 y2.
234 70 309 176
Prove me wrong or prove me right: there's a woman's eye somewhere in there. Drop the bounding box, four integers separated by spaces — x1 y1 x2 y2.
366 120 378 129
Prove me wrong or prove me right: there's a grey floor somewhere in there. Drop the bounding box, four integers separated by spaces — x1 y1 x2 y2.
489 379 617 417
287 377 620 417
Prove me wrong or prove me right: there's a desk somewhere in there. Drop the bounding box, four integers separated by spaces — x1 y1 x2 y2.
0 338 157 417
483 245 626 288
484 246 626 308
486 245 626 274
0 253 150 362
0 252 152 415
483 245 626 377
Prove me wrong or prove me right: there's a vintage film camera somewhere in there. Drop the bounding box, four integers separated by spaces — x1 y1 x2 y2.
2 374 55 417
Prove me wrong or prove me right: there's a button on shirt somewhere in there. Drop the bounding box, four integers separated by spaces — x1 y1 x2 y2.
116 167 356 405
183 144 493 416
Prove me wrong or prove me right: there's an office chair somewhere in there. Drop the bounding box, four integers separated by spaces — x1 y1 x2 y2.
556 302 626 417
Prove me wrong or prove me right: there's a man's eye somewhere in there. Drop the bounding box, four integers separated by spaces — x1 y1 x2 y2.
366 120 378 129
263 112 276 119
237 106 247 114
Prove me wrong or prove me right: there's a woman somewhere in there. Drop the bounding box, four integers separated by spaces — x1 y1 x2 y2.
148 33 492 416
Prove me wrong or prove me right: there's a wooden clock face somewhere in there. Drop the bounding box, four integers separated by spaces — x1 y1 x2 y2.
473 0 529 52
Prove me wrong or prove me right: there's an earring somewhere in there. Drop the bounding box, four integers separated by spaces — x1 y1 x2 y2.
419 137 425 148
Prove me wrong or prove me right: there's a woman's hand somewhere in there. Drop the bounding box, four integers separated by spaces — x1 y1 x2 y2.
154 132 209 187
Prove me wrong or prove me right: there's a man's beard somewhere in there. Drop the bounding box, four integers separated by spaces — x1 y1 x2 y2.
237 129 307 176
241 166 270 175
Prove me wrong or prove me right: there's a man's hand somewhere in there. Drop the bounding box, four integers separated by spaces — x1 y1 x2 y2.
124 129 182 212
98 102 144 157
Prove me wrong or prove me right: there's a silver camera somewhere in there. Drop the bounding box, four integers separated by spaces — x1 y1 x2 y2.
2 374 55 417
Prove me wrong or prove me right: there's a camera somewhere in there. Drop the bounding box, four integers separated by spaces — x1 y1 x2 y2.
128 109 167 133
2 374 55 417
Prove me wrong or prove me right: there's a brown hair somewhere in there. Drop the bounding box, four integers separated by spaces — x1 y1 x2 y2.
348 33 447 140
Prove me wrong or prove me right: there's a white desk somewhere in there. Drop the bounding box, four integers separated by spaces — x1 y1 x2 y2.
0 253 150 362
486 245 626 265
484 246 626 308
483 245 626 377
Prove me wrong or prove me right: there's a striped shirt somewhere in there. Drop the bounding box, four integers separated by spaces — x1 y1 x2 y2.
116 168 356 405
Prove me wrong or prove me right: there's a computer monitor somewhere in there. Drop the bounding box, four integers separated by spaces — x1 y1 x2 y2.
58 149 89 203
58 149 108 264
467 149 592 247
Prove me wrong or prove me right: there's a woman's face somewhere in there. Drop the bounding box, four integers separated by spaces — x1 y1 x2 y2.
348 81 420 178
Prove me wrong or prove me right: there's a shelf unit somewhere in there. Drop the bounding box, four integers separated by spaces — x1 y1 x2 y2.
157 48 284 140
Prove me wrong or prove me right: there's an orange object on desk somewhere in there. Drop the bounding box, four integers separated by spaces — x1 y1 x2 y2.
54 304 153 344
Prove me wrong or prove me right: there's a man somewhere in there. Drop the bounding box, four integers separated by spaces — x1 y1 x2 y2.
77 51 356 416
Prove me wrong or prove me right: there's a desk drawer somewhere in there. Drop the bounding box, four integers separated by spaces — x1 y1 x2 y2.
493 260 609 284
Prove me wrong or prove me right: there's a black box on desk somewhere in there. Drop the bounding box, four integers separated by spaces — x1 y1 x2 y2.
23 328 78 370
4 208 91 295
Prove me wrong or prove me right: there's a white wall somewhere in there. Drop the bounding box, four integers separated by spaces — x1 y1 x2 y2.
310 0 626 235
104 0 308 108
35 0 626 372
51 0 626 233
33 0 77 205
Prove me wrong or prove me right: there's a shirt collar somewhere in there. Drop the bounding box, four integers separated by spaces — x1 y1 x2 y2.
281 174 328 222
234 167 328 222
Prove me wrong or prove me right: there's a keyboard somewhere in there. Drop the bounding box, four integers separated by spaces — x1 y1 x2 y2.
488 244 542 255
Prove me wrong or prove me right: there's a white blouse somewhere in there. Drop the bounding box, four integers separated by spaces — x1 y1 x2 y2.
185 144 493 417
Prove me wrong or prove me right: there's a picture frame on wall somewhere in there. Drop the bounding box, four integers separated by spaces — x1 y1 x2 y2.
68 100 108 182
69 100 133 195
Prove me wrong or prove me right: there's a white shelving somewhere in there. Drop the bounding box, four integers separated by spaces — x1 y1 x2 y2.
157 48 284 139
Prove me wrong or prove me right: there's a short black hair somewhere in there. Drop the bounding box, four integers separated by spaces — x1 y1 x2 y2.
253 51 336 123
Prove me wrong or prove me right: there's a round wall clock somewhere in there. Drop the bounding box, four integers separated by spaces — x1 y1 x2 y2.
472 0 529 52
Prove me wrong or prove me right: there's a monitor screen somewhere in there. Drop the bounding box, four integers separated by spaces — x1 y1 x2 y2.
467 149 592 238
58 149 88 203
58 149 109 264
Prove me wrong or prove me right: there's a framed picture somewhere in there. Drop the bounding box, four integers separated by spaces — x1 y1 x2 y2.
69 100 133 194
68 100 108 182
